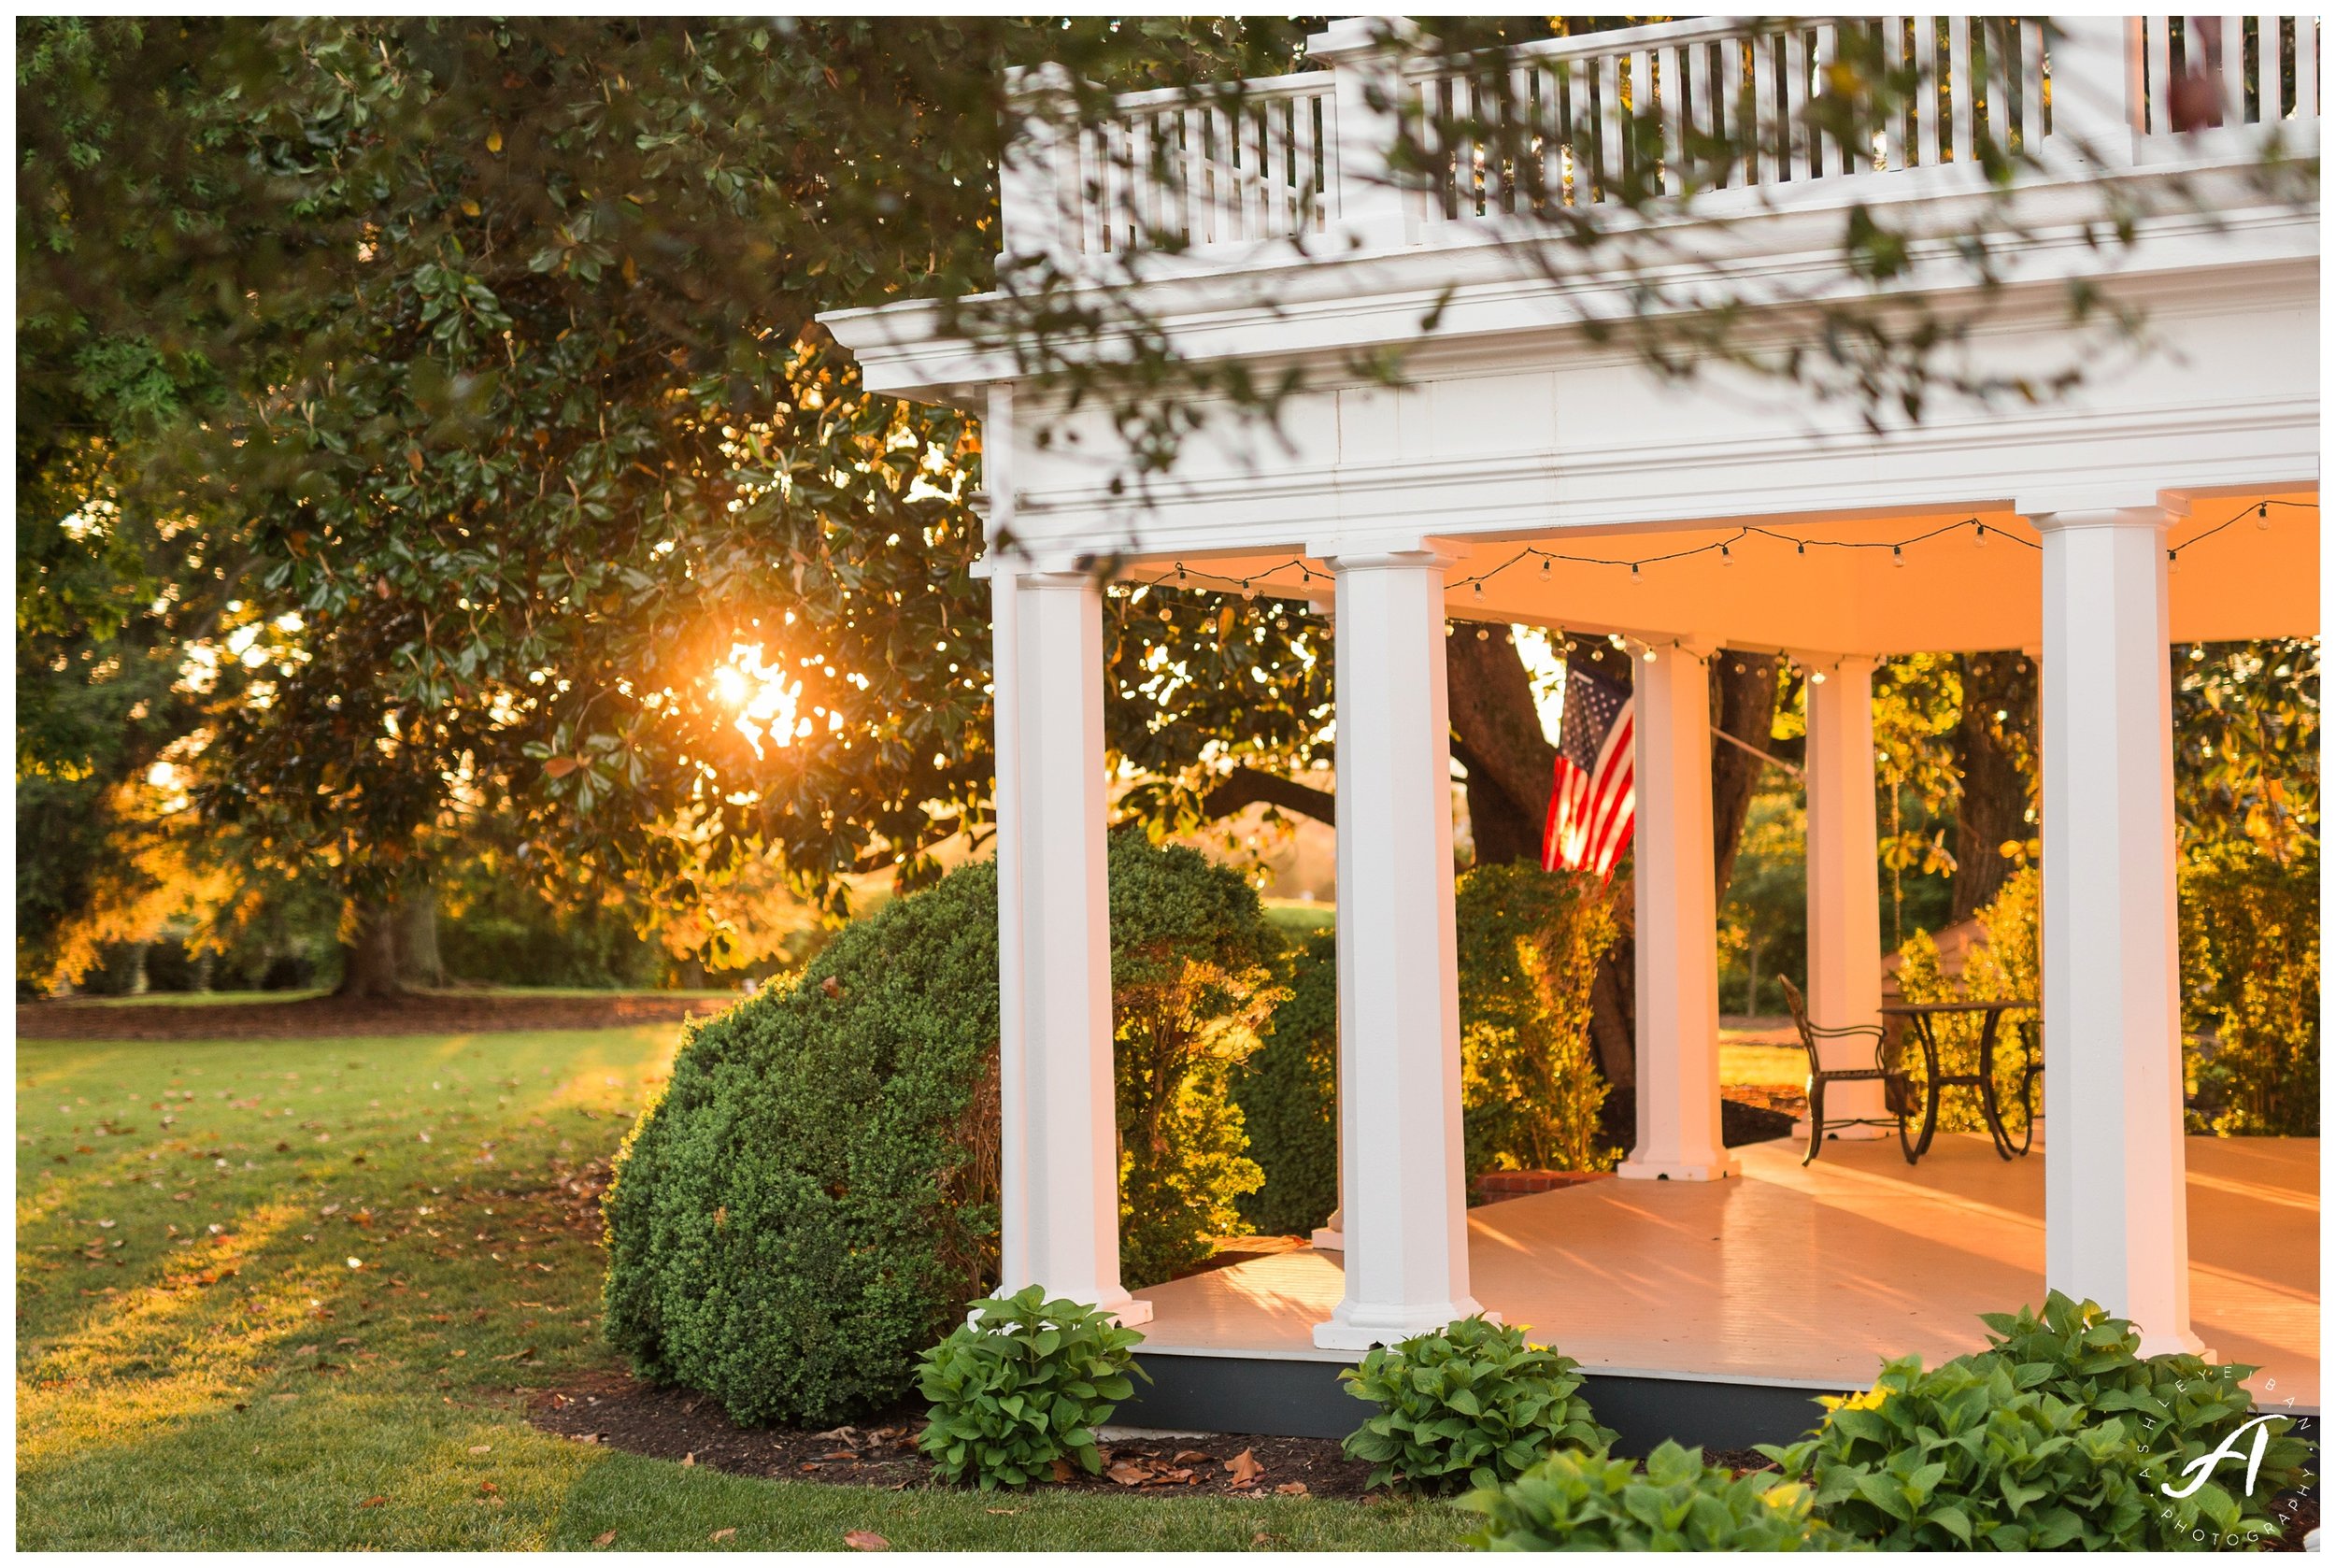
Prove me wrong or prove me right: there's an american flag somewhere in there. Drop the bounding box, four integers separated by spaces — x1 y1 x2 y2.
1543 654 1635 879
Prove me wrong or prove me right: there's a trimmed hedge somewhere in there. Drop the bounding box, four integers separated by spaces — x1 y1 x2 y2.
602 859 1004 1426
1229 928 1339 1236
602 834 1283 1424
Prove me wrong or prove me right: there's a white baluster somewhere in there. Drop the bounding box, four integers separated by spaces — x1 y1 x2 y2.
1949 16 1974 160
1600 50 1625 202
2221 14 2248 125
1787 26 1814 179
1883 17 1909 169
2297 15 2317 121
2021 20 2047 152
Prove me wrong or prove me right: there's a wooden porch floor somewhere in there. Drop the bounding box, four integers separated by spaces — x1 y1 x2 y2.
1139 1134 2319 1410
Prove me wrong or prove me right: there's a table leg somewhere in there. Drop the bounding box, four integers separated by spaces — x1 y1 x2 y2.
1976 1007 2013 1160
1914 1017 1942 1158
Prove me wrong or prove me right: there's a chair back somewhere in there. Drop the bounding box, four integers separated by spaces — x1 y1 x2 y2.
1776 976 1821 1073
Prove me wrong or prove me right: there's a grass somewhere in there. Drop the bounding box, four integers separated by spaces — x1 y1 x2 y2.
16 1024 1467 1551
53 984 739 1006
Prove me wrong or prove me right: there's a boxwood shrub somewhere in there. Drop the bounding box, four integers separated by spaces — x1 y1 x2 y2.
602 834 1282 1426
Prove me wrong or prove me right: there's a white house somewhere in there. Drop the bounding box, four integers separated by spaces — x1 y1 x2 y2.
824 17 2318 1437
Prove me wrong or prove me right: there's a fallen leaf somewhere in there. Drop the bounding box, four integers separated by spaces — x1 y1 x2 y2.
361 1496 388 1509
1106 1459 1154 1486
1173 1448 1212 1464
478 1481 500 1496
591 1530 617 1547
1049 1458 1075 1483
843 1529 889 1551
1251 1532 1280 1547
985 1507 1018 1516
817 1449 858 1461
1275 1481 1309 1497
469 1445 491 1456
681 1452 695 1467
1224 1448 1264 1489
709 1526 736 1542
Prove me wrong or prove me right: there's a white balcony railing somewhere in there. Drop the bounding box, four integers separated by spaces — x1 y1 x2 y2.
1001 16 2320 273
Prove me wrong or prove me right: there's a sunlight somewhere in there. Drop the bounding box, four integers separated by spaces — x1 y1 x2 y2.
712 642 805 760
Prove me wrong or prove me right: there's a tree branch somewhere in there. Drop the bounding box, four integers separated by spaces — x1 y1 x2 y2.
1200 765 1335 826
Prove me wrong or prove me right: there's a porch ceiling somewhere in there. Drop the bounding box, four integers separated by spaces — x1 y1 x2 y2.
1142 488 2317 657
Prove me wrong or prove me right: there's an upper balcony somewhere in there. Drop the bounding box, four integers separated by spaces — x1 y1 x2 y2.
998 15 2320 280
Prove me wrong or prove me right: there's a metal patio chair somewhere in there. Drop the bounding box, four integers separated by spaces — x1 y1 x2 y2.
1778 976 1910 1165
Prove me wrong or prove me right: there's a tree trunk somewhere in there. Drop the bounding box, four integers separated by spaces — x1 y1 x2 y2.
1950 650 2039 923
1446 629 1560 867
1709 650 1782 898
395 891 445 990
337 898 404 999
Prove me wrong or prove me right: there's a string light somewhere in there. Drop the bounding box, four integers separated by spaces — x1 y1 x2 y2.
1117 502 2312 606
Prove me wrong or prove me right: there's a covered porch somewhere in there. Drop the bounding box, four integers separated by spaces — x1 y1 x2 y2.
1120 1135 2320 1443
821 13 2321 1443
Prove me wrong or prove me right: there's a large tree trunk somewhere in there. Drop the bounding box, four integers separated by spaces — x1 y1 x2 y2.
337 898 404 999
1446 629 1559 867
1708 651 1782 897
395 891 445 990
1950 650 2038 923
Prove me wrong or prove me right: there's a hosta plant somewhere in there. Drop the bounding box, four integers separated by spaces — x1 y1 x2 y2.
1979 1290 2310 1548
1463 1439 1857 1551
915 1286 1148 1490
1759 1354 2152 1550
1339 1316 1616 1493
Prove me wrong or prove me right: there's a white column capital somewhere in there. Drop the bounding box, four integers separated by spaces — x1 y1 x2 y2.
1309 538 1469 574
2022 506 2170 535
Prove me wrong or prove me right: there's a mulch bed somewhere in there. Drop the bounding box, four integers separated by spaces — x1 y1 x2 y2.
528 1369 1384 1501
15 990 734 1041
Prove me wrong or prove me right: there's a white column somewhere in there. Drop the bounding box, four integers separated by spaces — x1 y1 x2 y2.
990 563 1148 1325
2033 507 2196 1355
1311 547 1481 1348
1802 656 1889 1137
1618 645 1739 1182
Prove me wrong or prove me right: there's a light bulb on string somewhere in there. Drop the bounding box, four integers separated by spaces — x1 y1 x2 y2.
1796 540 1806 557
1540 558 1552 579
1810 668 1829 685
1892 546 1906 568
1472 579 1484 600
1630 562 1643 584
2258 504 2272 530
2166 549 2178 575
1974 524 1988 549
1476 626 1490 641
1241 579 1258 601
1642 646 1659 663
1719 545 1734 566
1175 563 1188 583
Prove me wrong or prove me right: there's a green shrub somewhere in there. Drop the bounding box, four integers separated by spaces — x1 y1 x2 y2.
1759 1354 2153 1550
1229 928 1338 1237
1234 867 1620 1235
1107 836 1281 1289
1453 862 1619 1174
915 1285 1147 1490
1339 1316 1615 1493
603 835 1285 1424
601 859 1004 1427
1979 1291 2310 1547
2180 850 2318 1134
1463 1439 1853 1552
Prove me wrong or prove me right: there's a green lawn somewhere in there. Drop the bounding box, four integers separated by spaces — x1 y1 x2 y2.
16 1025 1465 1550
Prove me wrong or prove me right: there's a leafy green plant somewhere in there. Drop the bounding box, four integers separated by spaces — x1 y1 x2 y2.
1339 1317 1615 1493
915 1285 1148 1490
1463 1439 1855 1551
604 836 1289 1425
1759 1355 2151 1550
1106 835 1282 1288
1979 1291 2311 1547
2179 848 2319 1135
1229 928 1339 1237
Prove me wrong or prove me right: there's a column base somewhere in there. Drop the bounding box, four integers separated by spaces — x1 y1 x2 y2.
1309 1226 1345 1252
1617 1155 1742 1182
1105 1294 1155 1329
1311 1298 1491 1351
2137 1327 2208 1359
